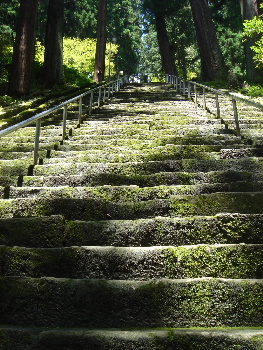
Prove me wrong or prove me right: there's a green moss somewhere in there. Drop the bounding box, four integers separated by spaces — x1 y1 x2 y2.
165 245 263 278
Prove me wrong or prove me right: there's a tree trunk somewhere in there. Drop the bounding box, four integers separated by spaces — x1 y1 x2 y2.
43 0 64 87
154 11 177 75
240 0 262 81
94 0 107 83
189 0 227 81
8 0 39 95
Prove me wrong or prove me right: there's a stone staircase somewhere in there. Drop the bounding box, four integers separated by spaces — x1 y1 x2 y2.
0 83 263 349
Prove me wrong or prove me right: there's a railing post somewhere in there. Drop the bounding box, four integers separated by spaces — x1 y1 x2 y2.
188 81 191 99
103 86 106 103
232 98 241 136
194 83 197 104
89 91 93 115
34 119 41 165
183 80 186 95
175 76 178 92
62 105 67 140
98 87 102 107
78 96 83 125
215 93 220 118
203 87 206 110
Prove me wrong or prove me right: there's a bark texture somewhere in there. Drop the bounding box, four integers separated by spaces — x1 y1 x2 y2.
94 0 107 83
189 0 227 81
154 11 177 75
44 0 64 87
8 0 39 95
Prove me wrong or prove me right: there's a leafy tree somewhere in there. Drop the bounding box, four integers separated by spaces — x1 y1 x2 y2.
241 0 263 81
108 0 142 75
209 0 245 78
243 4 263 68
64 0 98 39
143 0 180 75
140 23 163 79
0 1 19 89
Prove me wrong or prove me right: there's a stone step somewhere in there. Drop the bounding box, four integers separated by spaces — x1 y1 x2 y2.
31 158 263 177
0 142 59 153
64 136 246 147
1 244 262 279
39 147 263 163
1 213 263 248
70 125 229 137
41 150 219 164
6 182 263 200
1 277 263 328
0 134 244 153
0 192 262 220
0 326 262 350
19 170 263 188
48 143 224 154
63 133 244 145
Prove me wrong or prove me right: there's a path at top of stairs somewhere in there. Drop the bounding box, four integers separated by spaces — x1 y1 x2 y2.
0 83 263 350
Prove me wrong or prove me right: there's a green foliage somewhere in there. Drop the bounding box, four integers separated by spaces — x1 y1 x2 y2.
210 0 245 77
243 4 263 68
140 24 163 79
240 83 263 97
108 0 142 75
35 38 118 86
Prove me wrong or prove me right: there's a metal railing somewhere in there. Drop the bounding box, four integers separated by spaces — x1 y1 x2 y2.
0 76 128 165
166 74 263 139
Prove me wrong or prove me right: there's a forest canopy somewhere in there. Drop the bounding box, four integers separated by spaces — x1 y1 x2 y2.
0 0 262 97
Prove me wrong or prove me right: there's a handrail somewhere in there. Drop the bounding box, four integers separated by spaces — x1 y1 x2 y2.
0 76 128 165
166 74 263 138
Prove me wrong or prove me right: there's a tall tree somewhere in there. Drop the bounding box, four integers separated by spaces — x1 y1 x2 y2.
143 0 179 75
189 0 227 81
8 0 39 95
209 0 245 79
154 11 177 75
43 0 64 87
108 0 142 76
240 0 262 81
94 0 107 82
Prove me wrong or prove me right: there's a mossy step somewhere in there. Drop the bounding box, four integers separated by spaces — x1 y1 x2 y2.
41 149 219 163
67 135 245 147
220 148 263 158
32 158 263 177
0 135 62 143
1 327 262 350
21 170 263 188
1 277 263 327
48 144 224 154
0 142 58 152
79 118 222 128
40 147 263 163
0 159 33 177
0 176 21 187
0 151 48 160
6 182 263 201
1 244 263 279
1 213 263 248
0 192 263 220
71 125 226 137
